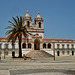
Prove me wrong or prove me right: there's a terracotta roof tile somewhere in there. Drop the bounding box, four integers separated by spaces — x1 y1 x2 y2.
0 38 32 41
43 39 73 42
0 38 8 41
0 38 73 42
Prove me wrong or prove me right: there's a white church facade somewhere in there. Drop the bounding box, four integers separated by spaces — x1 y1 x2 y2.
0 10 75 57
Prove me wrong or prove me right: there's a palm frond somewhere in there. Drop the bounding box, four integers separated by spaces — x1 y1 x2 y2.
5 26 13 29
6 16 34 57
20 16 22 25
5 30 13 35
12 17 18 25
7 33 14 42
16 16 19 25
8 21 16 27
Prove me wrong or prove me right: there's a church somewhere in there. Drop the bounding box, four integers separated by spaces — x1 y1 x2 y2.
0 10 75 57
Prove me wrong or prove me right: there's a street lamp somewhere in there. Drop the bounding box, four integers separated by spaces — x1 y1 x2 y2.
53 42 55 61
4 48 6 59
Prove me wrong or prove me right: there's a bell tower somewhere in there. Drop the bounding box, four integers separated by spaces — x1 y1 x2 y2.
23 10 32 27
23 10 44 39
34 11 44 29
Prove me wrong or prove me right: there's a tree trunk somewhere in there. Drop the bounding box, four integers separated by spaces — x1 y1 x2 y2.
18 36 22 58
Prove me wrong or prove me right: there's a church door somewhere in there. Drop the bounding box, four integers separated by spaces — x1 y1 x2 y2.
34 39 40 50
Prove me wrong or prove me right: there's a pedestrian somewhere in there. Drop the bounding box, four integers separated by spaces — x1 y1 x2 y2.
23 54 26 60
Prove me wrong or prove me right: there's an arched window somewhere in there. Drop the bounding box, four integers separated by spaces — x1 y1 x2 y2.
27 21 30 27
28 43 31 48
48 43 51 48
43 43 46 48
22 43 26 48
39 22 41 28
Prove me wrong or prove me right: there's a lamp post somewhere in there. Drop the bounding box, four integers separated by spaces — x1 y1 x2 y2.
0 51 1 61
4 48 6 59
0 45 1 61
12 44 15 57
53 42 55 61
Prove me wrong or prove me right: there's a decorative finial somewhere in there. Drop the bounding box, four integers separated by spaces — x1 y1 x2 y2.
27 10 28 13
38 11 39 14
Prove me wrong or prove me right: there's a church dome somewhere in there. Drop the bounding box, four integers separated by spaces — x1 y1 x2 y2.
36 11 41 18
25 10 30 17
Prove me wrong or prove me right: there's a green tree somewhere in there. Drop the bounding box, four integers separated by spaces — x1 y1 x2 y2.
6 16 31 58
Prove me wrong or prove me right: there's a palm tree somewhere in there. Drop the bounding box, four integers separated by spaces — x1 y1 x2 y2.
6 16 30 58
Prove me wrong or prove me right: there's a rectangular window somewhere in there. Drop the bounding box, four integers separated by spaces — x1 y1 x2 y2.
67 44 69 48
5 51 8 55
67 51 69 54
62 44 64 48
5 44 8 49
72 44 74 48
57 44 59 49
12 44 15 49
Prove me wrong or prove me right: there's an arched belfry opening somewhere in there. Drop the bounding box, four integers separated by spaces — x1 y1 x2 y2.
34 39 40 50
39 22 41 28
27 21 30 27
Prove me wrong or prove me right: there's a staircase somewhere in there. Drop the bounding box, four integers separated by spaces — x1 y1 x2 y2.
26 50 53 59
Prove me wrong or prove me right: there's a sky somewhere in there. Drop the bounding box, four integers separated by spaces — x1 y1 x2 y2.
0 0 75 40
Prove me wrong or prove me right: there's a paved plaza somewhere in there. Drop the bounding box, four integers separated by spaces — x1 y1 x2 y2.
0 56 75 75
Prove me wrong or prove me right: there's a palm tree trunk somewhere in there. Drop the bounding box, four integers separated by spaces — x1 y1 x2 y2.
18 36 22 58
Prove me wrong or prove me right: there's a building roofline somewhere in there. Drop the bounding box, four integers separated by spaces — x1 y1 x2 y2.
43 39 73 41
0 38 74 42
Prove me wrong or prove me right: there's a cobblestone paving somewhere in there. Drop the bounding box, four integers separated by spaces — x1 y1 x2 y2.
0 56 75 75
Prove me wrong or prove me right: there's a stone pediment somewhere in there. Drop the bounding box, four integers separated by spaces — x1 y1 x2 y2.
32 33 42 39
34 33 39 36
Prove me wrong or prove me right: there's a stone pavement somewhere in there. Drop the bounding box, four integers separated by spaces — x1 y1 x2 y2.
0 56 75 75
